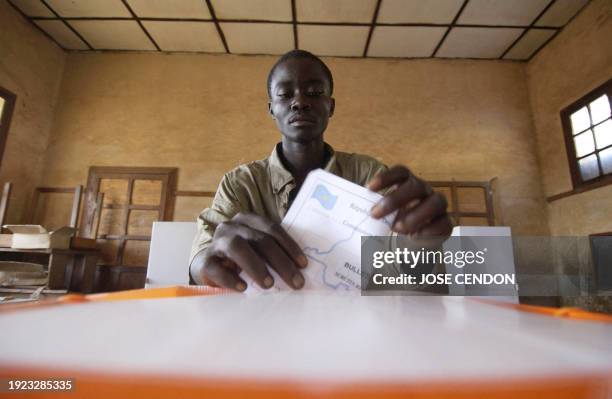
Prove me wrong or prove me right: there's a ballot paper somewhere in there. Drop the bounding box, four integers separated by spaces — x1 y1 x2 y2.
245 169 394 293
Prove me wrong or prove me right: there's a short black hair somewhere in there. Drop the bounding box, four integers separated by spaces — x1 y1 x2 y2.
267 50 334 98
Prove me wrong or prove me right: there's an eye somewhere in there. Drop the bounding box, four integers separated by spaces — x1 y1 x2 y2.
306 90 324 97
276 91 291 98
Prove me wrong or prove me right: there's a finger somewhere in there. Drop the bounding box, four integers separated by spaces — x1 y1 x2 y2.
221 257 241 273
392 193 448 234
371 176 429 219
411 215 454 248
202 257 247 292
390 199 421 233
232 213 308 269
367 165 411 192
416 214 454 237
215 232 275 289
251 237 305 289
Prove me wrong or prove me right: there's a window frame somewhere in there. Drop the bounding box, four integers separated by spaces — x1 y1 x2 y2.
560 78 612 190
0 86 17 170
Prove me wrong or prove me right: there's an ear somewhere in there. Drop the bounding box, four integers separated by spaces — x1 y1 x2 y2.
268 102 275 119
329 97 335 118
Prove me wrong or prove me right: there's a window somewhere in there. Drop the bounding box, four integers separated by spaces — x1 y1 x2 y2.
561 79 612 189
0 87 17 169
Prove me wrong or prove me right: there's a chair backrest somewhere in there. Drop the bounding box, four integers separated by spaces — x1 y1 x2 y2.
0 182 12 230
444 226 518 303
146 222 197 288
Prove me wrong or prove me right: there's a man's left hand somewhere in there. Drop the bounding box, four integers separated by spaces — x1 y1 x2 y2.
367 165 453 244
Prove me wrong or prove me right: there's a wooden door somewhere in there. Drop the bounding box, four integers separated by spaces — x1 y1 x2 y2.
81 167 177 291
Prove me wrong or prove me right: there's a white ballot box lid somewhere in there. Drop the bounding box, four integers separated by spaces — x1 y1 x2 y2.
0 291 611 398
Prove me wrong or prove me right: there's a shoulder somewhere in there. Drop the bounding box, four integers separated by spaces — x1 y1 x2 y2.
334 151 387 186
221 157 268 186
223 159 268 183
336 151 386 169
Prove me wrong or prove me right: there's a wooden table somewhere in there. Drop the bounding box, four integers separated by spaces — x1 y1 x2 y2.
0 247 99 293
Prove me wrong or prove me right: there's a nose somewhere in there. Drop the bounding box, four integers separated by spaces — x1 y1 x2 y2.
290 92 311 111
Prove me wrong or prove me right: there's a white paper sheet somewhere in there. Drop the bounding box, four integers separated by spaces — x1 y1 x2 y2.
245 169 394 293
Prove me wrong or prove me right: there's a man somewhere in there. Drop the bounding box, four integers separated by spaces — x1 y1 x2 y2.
190 50 453 291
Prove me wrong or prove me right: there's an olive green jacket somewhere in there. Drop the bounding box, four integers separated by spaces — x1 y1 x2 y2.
189 143 387 265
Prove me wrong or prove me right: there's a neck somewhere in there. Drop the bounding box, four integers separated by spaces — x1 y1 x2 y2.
280 137 326 182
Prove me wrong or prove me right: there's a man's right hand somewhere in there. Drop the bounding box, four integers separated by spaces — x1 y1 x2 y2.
190 213 308 291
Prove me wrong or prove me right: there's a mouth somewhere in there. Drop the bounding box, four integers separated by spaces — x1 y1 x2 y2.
289 115 316 126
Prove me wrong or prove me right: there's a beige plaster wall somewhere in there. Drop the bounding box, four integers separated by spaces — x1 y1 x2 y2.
41 52 549 235
527 0 612 236
0 1 66 223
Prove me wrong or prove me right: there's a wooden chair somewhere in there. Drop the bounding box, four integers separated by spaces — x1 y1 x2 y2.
82 191 104 239
0 182 12 231
29 185 106 239
29 185 83 228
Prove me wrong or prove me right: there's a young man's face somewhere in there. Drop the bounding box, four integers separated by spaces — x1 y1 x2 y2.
268 57 335 143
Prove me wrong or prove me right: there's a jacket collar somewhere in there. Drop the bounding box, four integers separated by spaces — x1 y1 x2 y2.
269 142 338 193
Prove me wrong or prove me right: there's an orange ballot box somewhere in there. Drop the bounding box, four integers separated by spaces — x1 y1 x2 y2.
0 289 611 398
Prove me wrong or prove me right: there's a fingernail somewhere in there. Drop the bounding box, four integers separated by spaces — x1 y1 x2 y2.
393 221 404 231
263 276 274 288
292 273 304 289
407 198 421 209
235 282 247 292
298 255 308 268
370 204 382 218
